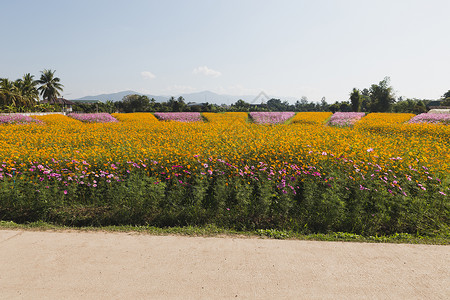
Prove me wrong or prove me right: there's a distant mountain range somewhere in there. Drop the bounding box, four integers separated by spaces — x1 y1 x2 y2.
74 90 299 105
75 90 168 103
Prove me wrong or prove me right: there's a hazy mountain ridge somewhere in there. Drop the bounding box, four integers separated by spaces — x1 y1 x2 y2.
75 91 169 103
74 90 297 105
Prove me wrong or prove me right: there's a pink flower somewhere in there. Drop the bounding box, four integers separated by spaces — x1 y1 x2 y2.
249 112 295 124
68 113 118 123
154 112 203 122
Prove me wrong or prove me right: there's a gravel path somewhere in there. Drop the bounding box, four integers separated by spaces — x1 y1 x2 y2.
0 229 449 299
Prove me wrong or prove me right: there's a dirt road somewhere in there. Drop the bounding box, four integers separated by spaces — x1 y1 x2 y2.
0 229 449 299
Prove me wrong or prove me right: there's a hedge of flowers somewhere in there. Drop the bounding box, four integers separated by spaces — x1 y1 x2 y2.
68 113 118 123
328 112 366 127
154 112 203 122
409 113 450 125
0 114 42 125
249 112 295 124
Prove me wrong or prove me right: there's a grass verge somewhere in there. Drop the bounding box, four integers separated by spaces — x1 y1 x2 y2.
1 220 448 245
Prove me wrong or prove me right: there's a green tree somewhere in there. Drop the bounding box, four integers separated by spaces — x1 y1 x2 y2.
320 97 329 112
105 100 116 113
232 99 250 111
349 88 361 112
0 78 24 107
148 98 157 111
37 69 64 103
339 101 351 112
442 90 450 99
441 98 450 106
369 77 395 112
442 90 450 106
267 98 285 111
122 94 150 112
15 73 39 107
413 100 427 114
175 96 187 112
393 98 415 113
329 101 340 113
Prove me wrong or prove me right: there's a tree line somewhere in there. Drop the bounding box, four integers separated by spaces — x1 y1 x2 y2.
111 77 449 114
2 73 449 114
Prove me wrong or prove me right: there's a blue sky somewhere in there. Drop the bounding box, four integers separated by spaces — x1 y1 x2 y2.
1 0 449 102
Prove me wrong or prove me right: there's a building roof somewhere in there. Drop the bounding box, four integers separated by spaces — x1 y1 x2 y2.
41 98 76 105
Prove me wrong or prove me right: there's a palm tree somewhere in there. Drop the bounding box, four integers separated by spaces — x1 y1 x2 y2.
105 100 115 113
37 69 64 104
14 73 39 107
0 78 23 107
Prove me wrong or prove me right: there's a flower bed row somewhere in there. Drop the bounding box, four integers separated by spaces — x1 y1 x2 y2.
0 114 42 125
68 113 118 123
249 112 295 124
409 113 450 125
2 112 448 127
328 112 366 127
112 113 159 123
154 112 203 122
292 112 332 125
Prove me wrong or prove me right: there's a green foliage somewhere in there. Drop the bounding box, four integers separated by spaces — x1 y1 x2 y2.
1 70 64 112
37 69 64 103
231 99 251 111
368 77 396 112
392 98 429 114
442 90 450 99
350 88 361 112
0 166 448 237
120 95 151 113
441 97 450 106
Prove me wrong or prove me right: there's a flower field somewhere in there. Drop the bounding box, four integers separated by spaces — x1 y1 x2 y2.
0 112 448 235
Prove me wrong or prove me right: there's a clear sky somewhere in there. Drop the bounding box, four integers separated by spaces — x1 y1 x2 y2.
1 0 449 102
